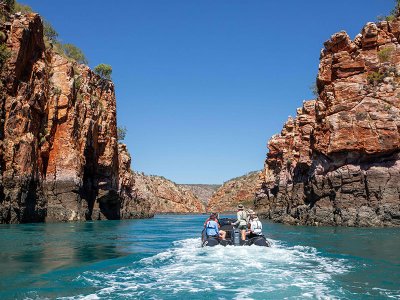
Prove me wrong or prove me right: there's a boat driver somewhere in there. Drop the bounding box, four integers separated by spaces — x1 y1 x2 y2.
231 204 248 241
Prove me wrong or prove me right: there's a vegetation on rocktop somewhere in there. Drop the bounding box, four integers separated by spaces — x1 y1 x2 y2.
94 64 112 80
1 1 89 66
43 20 58 42
62 44 88 65
393 0 400 15
1 0 32 14
2 0 14 9
117 126 127 141
223 171 260 185
377 0 400 22
13 2 32 13
1 1 112 80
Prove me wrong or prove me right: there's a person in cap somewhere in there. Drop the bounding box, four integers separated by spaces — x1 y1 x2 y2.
247 213 263 239
247 209 255 224
231 204 248 241
204 213 226 240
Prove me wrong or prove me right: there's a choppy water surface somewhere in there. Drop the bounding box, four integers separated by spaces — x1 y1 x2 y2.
0 215 399 299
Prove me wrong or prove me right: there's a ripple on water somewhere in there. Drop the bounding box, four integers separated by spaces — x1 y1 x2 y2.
64 238 352 299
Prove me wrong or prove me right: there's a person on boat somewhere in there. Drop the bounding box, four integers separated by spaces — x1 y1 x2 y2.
247 209 255 223
231 204 248 241
247 213 263 239
203 212 220 226
205 213 226 240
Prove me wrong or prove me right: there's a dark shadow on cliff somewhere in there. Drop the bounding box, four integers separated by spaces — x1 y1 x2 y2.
97 190 121 220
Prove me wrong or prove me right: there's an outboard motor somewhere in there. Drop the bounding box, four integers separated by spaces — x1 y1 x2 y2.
232 228 241 246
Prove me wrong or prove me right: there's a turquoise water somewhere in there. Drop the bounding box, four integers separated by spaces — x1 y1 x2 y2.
0 215 399 299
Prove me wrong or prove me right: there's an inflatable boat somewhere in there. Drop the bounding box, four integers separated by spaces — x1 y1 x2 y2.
201 218 271 247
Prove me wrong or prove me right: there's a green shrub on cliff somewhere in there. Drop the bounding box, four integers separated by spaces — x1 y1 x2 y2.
1 0 33 13
13 2 33 13
378 47 394 63
2 1 91 70
376 1 400 22
0 43 11 67
73 75 82 91
117 126 127 141
367 71 384 85
94 64 112 80
0 31 6 43
2 0 15 9
392 0 400 16
52 86 62 97
43 20 58 43
62 43 88 65
379 0 400 21
377 15 396 22
309 82 319 97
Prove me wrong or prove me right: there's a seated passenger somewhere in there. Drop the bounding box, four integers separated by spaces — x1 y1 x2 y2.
205 214 226 240
203 212 220 226
247 214 263 239
247 209 255 223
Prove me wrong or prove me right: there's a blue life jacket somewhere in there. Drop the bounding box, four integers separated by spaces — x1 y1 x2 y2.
205 220 219 236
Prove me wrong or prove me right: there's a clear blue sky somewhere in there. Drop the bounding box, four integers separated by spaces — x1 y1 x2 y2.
23 0 393 184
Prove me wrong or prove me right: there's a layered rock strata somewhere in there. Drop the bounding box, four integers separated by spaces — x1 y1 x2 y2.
208 171 260 212
133 173 206 213
256 19 400 226
118 145 152 219
0 8 151 223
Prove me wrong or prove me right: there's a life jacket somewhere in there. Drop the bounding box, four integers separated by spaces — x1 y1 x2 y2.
206 221 214 229
204 218 220 227
205 220 219 236
250 220 262 235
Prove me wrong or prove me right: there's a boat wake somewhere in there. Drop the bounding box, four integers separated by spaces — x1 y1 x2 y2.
64 238 352 299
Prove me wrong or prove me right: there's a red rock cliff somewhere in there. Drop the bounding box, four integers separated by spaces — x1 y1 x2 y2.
208 171 260 213
133 173 206 214
256 19 400 226
0 8 151 223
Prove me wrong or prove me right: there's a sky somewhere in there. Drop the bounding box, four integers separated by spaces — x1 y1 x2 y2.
22 0 393 184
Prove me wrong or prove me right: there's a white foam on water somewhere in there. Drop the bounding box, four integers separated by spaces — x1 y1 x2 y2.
66 237 356 299
371 287 400 299
59 294 100 300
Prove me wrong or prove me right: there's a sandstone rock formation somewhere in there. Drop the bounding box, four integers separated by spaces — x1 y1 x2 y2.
133 173 206 213
179 184 220 206
0 7 151 223
118 144 152 219
208 171 260 212
256 19 400 226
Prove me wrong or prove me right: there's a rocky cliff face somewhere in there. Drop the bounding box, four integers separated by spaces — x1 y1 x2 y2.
118 145 152 219
256 19 400 226
208 171 260 212
0 8 151 223
133 173 206 213
179 184 220 206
